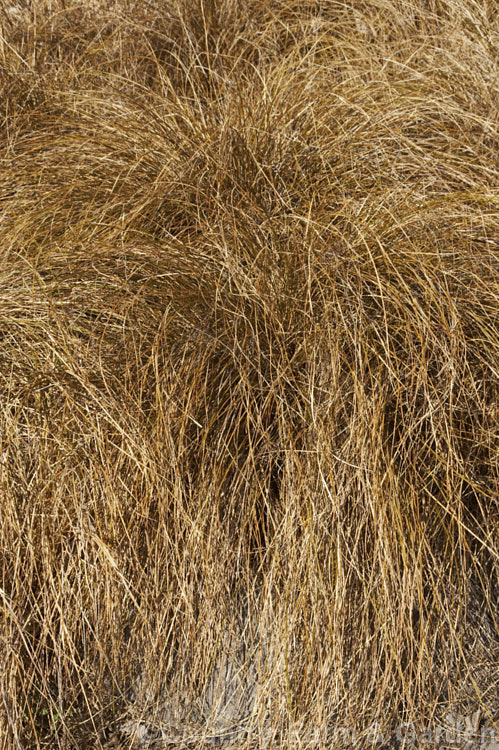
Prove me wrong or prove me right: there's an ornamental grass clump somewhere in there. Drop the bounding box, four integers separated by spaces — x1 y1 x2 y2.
0 0 498 747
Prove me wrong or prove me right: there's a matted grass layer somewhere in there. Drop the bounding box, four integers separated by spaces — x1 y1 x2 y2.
0 0 498 747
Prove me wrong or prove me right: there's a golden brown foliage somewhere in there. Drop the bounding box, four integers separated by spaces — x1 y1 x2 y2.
0 0 498 747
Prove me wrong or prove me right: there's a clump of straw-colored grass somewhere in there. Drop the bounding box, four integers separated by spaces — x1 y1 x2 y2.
1 0 498 747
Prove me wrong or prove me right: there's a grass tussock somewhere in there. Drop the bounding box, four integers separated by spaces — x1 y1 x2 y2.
1 0 498 747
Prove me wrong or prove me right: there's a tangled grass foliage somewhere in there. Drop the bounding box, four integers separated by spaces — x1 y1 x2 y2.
0 0 498 747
